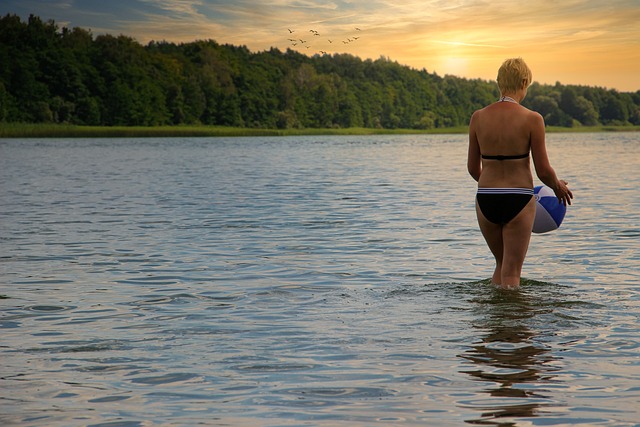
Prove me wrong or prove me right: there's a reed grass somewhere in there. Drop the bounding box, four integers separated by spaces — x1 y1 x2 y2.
1 123 638 138
0 123 471 138
545 125 640 133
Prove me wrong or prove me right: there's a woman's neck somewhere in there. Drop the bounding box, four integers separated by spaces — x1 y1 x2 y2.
499 95 519 104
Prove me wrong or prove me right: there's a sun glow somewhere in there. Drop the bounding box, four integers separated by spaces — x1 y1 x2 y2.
440 56 470 77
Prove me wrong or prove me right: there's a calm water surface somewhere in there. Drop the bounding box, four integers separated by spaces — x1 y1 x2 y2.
1 134 639 426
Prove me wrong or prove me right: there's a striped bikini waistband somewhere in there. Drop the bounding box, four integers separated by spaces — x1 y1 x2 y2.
476 187 534 195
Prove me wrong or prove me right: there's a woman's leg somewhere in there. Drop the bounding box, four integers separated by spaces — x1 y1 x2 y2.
500 198 536 287
476 201 504 285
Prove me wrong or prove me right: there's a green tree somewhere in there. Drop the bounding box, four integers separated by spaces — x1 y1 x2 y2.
1 14 639 128
600 92 628 124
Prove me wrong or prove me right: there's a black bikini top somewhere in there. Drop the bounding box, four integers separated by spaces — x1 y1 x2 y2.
481 152 529 160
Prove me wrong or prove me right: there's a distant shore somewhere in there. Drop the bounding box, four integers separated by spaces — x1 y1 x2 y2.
1 123 639 138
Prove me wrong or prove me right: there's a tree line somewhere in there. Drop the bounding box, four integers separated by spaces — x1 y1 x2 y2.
1 14 639 129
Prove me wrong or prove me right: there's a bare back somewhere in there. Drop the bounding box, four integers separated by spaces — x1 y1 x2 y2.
468 101 541 189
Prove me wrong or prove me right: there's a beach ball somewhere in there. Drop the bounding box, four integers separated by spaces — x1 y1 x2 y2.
533 185 566 233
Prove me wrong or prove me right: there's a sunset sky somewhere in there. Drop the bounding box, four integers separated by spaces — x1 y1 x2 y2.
3 0 639 92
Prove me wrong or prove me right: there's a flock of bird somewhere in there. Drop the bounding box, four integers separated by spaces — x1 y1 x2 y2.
286 27 362 55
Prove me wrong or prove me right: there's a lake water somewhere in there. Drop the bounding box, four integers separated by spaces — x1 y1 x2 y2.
1 133 639 426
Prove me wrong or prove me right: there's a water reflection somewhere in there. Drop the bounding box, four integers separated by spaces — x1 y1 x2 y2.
459 287 563 425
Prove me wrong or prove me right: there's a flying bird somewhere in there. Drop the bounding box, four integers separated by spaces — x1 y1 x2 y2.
288 28 294 33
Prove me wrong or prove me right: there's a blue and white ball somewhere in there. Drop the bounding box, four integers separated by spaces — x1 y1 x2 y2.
533 185 566 233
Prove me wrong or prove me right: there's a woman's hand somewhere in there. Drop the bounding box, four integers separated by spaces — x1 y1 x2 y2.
555 179 573 206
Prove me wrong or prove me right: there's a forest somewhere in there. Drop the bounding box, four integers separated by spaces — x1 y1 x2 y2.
1 14 639 129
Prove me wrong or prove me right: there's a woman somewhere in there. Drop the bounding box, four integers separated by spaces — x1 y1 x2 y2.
467 57 573 289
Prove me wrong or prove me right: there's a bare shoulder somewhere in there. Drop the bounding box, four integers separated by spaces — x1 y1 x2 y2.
469 108 483 127
522 105 543 120
471 105 490 121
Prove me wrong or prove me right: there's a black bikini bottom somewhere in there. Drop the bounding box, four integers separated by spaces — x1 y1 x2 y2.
476 188 534 225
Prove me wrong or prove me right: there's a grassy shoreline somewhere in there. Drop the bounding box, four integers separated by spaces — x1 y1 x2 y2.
1 123 639 138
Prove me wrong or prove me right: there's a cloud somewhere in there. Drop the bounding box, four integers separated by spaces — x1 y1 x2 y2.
137 0 204 17
432 40 506 49
1 0 637 90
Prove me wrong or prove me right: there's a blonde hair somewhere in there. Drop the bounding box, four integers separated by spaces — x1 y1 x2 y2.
497 58 532 93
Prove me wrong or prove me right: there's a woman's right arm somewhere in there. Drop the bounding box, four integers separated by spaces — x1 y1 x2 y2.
467 111 482 182
530 112 573 205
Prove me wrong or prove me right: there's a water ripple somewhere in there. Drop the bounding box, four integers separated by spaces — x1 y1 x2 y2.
1 135 639 426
